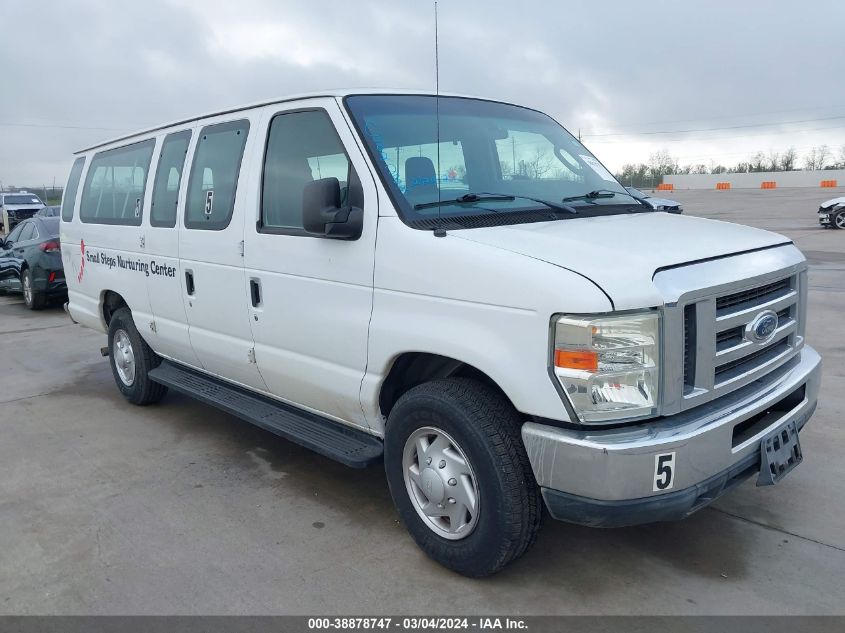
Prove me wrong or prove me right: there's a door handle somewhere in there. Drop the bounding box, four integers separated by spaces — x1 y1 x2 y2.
250 278 262 307
185 270 195 295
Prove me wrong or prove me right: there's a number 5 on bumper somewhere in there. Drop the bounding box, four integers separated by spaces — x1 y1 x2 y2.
654 453 676 491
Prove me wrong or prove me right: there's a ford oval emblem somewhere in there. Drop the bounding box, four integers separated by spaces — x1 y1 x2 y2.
747 310 779 345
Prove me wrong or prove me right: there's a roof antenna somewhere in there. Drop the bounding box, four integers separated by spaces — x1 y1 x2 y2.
433 1 446 238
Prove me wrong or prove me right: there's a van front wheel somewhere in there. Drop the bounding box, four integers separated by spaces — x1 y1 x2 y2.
107 307 168 405
384 378 542 577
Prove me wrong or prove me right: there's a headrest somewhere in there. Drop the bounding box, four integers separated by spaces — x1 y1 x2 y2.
404 156 437 197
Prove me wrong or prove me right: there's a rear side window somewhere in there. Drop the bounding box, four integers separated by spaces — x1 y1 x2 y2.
150 130 192 228
18 223 35 241
261 110 353 232
61 157 86 222
42 218 60 236
185 120 249 230
6 223 24 243
80 140 155 225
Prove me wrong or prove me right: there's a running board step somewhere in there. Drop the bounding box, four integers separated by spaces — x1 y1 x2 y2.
148 361 383 468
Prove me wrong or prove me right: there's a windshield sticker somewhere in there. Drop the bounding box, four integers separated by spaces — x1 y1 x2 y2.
363 121 401 190
579 155 616 182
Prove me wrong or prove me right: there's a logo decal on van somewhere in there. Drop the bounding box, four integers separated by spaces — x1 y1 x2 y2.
77 239 86 283
81 245 178 279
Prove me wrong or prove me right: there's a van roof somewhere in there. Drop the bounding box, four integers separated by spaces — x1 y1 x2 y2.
76 88 494 154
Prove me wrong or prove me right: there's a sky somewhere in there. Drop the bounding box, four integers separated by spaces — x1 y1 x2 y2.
1 0 844 188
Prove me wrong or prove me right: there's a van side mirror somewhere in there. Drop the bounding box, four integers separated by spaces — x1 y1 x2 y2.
302 177 363 240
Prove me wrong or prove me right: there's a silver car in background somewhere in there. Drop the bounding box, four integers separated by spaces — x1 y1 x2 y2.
818 196 845 229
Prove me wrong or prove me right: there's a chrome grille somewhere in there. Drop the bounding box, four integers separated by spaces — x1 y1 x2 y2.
710 277 798 387
714 339 791 380
716 325 744 350
683 304 696 391
654 246 807 417
715 278 790 312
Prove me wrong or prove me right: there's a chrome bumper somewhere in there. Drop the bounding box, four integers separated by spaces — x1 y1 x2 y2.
523 346 821 524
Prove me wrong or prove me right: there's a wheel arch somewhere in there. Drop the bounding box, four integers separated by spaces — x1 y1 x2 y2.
101 289 129 326
378 351 512 420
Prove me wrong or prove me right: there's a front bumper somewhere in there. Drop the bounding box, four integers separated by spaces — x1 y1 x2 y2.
818 210 840 226
522 346 821 527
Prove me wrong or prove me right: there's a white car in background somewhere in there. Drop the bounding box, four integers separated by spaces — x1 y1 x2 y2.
625 186 683 214
818 196 845 229
1 191 45 234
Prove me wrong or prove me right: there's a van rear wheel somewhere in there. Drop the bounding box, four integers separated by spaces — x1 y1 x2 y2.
384 378 542 577
107 307 168 405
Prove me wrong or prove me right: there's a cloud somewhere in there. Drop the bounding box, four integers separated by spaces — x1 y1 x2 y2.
1 0 844 186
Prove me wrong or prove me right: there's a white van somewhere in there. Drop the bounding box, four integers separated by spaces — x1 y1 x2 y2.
61 90 821 576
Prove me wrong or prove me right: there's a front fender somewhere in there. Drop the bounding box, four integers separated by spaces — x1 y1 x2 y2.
361 218 614 433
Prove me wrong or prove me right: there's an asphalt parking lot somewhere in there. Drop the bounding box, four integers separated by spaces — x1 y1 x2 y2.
1 187 843 615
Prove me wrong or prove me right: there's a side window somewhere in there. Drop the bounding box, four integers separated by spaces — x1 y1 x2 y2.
61 157 86 222
18 223 35 242
185 120 249 230
30 224 40 240
6 222 24 243
150 130 192 228
261 110 357 232
79 140 155 225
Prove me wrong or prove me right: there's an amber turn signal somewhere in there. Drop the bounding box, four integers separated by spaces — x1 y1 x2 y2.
554 349 598 372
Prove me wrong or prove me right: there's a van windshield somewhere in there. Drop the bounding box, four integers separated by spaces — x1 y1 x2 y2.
345 95 640 227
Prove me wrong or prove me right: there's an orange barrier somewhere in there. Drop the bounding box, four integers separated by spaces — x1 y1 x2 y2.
821 179 838 188
656 183 674 191
716 182 731 190
760 181 777 189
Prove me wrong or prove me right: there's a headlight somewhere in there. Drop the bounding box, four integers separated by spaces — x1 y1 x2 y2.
655 205 665 210
552 312 660 423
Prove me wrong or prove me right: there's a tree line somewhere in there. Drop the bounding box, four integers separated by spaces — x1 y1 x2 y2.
615 144 845 188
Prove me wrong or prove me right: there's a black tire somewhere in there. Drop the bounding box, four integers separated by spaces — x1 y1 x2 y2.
384 378 542 577
833 210 845 230
107 307 168 405
22 269 46 310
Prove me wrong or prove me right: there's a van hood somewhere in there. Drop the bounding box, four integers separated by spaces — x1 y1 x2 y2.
453 212 792 310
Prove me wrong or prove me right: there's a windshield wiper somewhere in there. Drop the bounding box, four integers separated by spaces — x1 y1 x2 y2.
506 194 578 214
562 189 627 203
414 193 514 210
415 192 577 214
